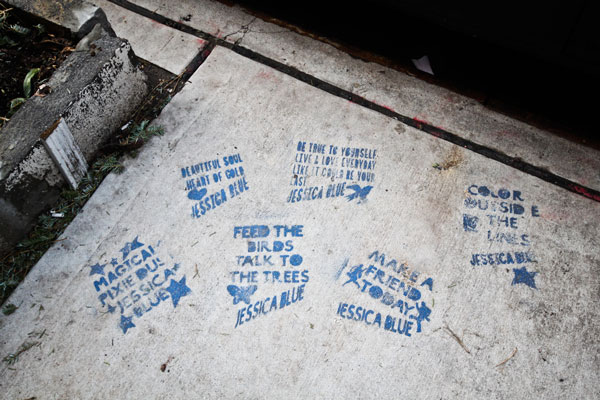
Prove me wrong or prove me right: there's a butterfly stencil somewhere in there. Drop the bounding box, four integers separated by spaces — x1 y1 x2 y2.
227 284 258 305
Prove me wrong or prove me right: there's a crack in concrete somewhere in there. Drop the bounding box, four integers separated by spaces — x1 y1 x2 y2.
222 17 288 46
222 17 256 45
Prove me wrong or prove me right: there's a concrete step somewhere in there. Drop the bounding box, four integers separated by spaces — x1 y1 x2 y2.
0 45 598 399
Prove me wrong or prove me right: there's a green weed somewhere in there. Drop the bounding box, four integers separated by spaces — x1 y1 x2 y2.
23 67 40 97
0 154 128 304
2 341 40 365
1 302 17 315
124 120 165 145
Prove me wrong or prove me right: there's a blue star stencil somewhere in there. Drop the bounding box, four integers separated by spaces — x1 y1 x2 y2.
119 314 136 334
512 267 538 289
89 263 106 276
107 304 116 314
166 276 192 308
120 236 144 260
110 258 119 266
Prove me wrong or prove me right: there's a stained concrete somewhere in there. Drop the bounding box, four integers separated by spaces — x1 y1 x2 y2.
125 0 600 192
0 46 598 399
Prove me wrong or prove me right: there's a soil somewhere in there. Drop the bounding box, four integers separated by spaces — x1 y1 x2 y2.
0 2 74 123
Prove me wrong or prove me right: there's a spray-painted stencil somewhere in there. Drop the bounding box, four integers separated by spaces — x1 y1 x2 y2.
462 185 540 288
287 141 377 204
335 251 434 337
229 224 309 328
180 153 249 219
88 238 191 334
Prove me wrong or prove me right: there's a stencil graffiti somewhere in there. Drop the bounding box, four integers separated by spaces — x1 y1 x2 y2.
229 224 309 328
336 251 434 337
181 153 249 219
511 266 538 289
227 284 257 305
462 185 540 260
88 237 191 334
461 185 540 288
287 141 377 204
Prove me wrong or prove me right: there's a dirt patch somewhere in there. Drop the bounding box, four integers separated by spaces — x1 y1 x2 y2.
394 123 406 135
0 2 74 126
433 146 464 171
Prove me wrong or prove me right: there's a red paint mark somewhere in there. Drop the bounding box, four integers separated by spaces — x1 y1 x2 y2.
570 184 600 202
497 130 518 139
411 116 429 132
209 23 221 36
412 115 445 132
368 99 394 113
254 70 281 83
576 155 598 166
256 70 273 79
541 210 570 222
412 116 430 125
201 48 212 58
197 38 206 46
443 93 459 104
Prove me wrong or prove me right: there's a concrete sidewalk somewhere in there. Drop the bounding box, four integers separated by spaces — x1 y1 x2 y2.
107 0 600 194
1 1 599 399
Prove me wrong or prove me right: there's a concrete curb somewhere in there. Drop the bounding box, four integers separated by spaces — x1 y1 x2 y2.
0 22 148 256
